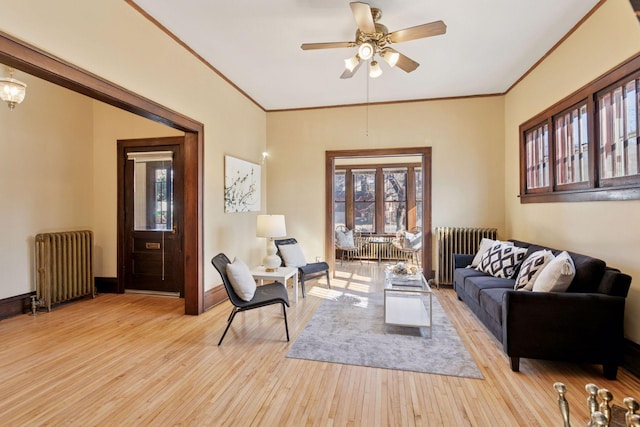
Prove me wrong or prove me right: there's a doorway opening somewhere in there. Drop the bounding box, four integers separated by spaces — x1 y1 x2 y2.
0 31 204 315
325 147 432 276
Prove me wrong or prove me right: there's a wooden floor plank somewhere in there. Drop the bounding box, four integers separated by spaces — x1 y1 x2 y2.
0 262 638 426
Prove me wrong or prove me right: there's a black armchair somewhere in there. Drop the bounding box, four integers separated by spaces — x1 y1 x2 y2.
211 253 290 345
275 238 331 298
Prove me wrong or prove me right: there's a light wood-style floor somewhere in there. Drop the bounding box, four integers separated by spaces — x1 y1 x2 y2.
1 262 638 426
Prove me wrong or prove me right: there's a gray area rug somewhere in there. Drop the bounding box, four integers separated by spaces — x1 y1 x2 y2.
287 290 483 379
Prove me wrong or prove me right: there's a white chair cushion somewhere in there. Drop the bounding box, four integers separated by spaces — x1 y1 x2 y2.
226 257 256 302
279 243 308 267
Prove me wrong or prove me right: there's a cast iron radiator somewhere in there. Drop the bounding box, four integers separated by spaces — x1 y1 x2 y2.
435 227 497 286
35 230 95 311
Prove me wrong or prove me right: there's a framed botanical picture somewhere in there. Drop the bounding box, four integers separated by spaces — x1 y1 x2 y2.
224 155 261 213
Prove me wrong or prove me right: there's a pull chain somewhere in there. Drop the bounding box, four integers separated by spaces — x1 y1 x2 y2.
366 61 370 137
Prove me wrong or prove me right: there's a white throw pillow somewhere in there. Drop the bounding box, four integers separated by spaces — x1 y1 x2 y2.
403 231 422 250
226 257 256 302
476 242 527 279
533 251 576 293
514 250 554 291
335 229 355 248
278 243 308 267
471 238 514 267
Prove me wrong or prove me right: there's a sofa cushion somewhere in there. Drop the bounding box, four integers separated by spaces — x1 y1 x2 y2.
533 251 576 292
565 251 605 293
510 240 607 293
463 274 514 304
471 238 513 267
479 288 511 325
476 243 527 279
514 250 554 291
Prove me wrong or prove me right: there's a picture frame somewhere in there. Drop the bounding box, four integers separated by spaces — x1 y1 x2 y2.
224 155 261 213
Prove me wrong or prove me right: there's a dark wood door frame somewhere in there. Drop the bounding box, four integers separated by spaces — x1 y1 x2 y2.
0 31 204 315
325 147 433 277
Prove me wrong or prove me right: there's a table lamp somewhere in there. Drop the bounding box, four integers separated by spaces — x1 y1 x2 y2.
256 214 286 272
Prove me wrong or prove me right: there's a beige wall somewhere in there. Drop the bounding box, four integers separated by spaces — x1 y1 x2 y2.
504 0 640 343
267 97 506 263
0 70 94 299
91 102 182 278
0 0 268 294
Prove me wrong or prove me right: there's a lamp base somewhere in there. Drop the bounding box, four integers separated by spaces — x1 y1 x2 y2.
263 239 281 272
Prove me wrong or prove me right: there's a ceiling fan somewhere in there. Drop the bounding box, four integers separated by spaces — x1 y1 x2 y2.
300 2 446 79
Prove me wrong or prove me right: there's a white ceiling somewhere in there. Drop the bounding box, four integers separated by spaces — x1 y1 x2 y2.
132 0 600 111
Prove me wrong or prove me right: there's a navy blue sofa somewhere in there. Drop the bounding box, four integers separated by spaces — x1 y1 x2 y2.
453 239 631 379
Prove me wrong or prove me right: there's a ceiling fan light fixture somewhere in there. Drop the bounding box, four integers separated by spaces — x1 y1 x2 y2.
381 49 400 68
369 60 382 78
358 42 375 60
344 54 361 72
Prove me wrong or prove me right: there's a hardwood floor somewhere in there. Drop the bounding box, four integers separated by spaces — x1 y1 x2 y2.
0 262 638 426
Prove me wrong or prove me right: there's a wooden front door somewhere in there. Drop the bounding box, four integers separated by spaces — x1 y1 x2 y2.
118 137 184 295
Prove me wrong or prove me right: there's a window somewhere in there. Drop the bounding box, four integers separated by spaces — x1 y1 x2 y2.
333 171 346 228
335 163 422 234
598 78 639 183
415 167 423 228
383 168 407 233
520 53 640 202
554 103 589 187
524 123 550 191
353 170 376 232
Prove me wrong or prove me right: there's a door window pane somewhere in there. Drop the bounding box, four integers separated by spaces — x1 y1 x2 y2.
128 151 174 231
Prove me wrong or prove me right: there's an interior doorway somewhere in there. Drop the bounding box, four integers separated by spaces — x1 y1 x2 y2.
118 137 185 296
0 31 204 315
325 147 432 276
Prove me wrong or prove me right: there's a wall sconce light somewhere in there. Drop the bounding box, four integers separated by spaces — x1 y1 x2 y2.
261 151 268 164
0 68 27 111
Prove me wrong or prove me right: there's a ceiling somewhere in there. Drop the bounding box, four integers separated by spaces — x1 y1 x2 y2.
132 0 600 111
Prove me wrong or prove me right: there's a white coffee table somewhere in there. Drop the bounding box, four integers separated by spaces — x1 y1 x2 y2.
251 266 300 303
383 271 432 338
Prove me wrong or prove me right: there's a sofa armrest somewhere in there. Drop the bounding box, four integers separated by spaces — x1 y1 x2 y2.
502 291 626 367
454 253 474 269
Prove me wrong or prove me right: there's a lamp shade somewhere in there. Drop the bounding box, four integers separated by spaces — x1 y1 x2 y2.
256 215 286 238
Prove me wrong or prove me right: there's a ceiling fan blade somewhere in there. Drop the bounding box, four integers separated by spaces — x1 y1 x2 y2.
388 20 446 44
301 41 355 50
340 60 364 79
350 2 376 34
386 47 420 73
